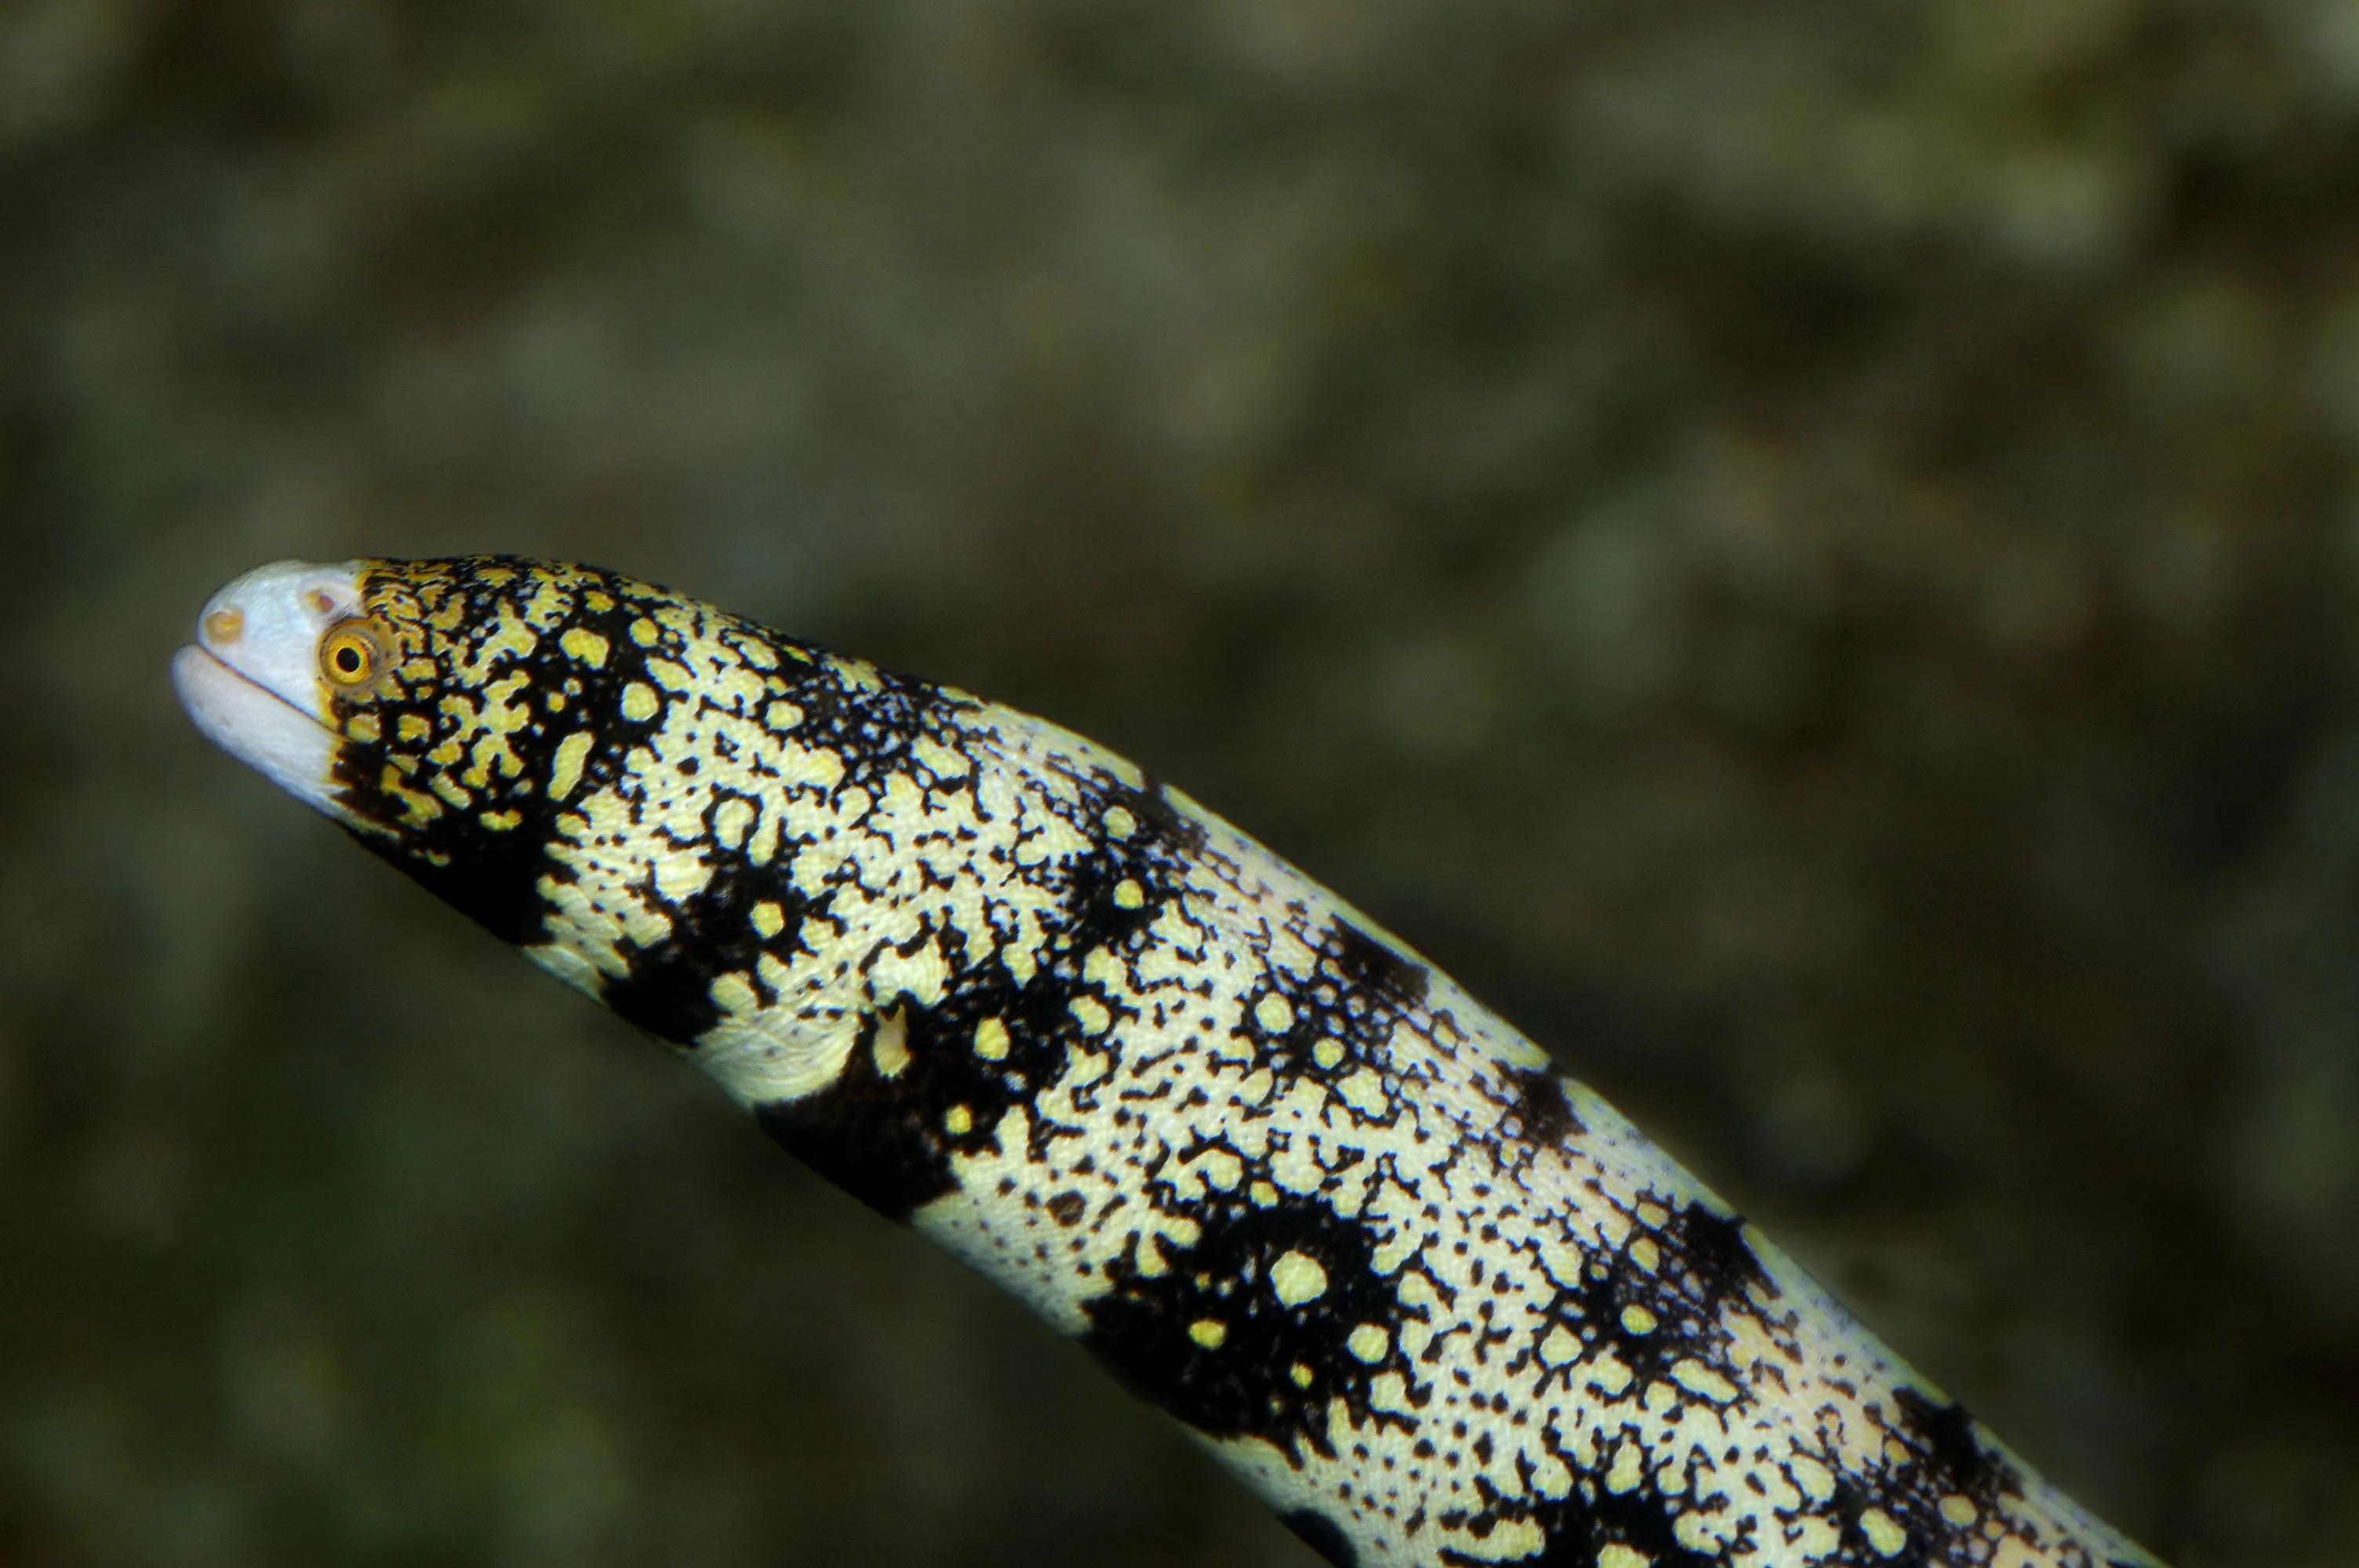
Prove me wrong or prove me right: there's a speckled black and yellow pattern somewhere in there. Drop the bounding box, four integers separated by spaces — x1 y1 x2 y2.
303 556 2162 1568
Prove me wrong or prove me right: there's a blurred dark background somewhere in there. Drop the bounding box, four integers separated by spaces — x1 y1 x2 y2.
2 2 2356 1563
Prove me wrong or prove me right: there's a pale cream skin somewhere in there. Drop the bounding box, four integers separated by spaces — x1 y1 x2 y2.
173 560 371 822
178 557 2172 1568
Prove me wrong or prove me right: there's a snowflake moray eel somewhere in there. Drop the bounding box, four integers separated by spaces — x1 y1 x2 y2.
173 557 2165 1568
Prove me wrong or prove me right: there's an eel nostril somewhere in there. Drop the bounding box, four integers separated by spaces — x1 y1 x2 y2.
203 608 245 644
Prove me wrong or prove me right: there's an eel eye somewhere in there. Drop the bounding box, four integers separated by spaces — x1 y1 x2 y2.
321 622 382 688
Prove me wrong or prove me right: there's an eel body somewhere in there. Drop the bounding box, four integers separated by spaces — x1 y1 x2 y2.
173 556 2164 1568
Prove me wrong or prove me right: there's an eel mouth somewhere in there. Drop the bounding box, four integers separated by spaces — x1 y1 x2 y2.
173 557 369 823
173 642 346 818
175 641 325 730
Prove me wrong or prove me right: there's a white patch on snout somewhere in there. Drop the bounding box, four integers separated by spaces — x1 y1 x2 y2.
173 558 368 824
173 645 348 818
191 559 368 720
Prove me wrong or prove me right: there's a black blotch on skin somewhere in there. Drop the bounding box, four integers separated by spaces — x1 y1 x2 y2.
331 710 562 948
594 778 834 1044
766 652 958 808
1099 772 1207 855
1063 828 1177 953
760 929 1100 1221
343 800 555 945
1800 1404 2032 1566
1054 768 1209 961
1328 918 1429 1005
1893 1386 2012 1497
1832 1479 1906 1566
601 948 714 1040
758 1006 961 1220
1284 1510 1360 1567
1438 1473 1724 1568
1241 918 1430 1088
1507 1068 1579 1145
1080 1192 1411 1461
601 853 829 1044
1543 1199 1774 1393
1669 1202 1774 1307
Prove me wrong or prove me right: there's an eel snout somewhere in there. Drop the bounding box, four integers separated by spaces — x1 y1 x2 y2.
174 558 366 819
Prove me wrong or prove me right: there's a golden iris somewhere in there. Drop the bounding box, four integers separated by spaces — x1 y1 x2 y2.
320 622 382 688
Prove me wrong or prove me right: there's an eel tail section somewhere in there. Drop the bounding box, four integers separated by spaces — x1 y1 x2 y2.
173 555 2168 1568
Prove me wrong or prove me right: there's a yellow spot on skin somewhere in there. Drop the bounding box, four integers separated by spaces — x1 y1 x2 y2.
1786 1453 1835 1504
1539 1327 1581 1366
911 735 967 782
1289 1363 1314 1388
1189 1319 1227 1350
345 713 381 743
1600 1547 1651 1568
711 796 756 850
1620 1304 1659 1335
1590 1355 1632 1396
1102 804 1136 837
1473 1521 1545 1559
203 607 244 642
560 626 609 667
1256 993 1294 1034
1671 1513 1720 1556
1070 996 1110 1034
430 772 474 809
398 713 430 742
1312 1040 1345 1070
1860 1509 1907 1558
548 731 594 803
629 617 658 646
973 1018 1010 1060
871 1011 911 1078
479 809 522 831
1113 878 1145 909
750 902 785 939
1635 1200 1669 1229
1605 1441 1643 1494
1939 1495 1978 1529
1670 1359 1738 1403
944 1105 972 1136
1270 1250 1329 1306
1347 1324 1389 1363
1629 1237 1660 1272
621 683 660 722
710 972 758 1021
1250 1181 1280 1207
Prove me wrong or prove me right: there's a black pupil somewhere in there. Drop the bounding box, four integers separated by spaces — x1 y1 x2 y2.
335 644 362 673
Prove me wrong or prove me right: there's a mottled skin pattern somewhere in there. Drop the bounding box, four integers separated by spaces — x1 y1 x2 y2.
257 557 2165 1568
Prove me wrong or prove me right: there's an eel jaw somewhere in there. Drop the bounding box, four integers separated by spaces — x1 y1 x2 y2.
172 558 368 824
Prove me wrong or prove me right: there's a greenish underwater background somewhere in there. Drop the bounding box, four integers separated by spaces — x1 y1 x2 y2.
5 1 2359 1563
